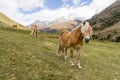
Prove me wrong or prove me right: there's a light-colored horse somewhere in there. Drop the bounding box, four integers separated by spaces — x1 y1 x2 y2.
31 25 38 38
57 21 92 69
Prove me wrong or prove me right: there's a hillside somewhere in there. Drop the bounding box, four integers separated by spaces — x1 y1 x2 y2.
0 25 120 80
47 20 77 30
40 20 78 33
90 0 120 41
0 12 29 30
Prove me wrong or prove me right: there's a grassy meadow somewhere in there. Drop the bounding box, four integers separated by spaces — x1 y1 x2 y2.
0 26 120 80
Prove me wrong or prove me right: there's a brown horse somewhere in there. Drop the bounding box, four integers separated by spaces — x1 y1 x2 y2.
12 24 17 28
57 21 92 69
31 25 38 38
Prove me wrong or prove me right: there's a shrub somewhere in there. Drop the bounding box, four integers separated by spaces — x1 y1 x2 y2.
114 30 117 34
107 34 112 40
116 36 120 42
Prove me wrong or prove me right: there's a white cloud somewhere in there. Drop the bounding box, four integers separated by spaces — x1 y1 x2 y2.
0 0 116 26
15 0 45 11
89 0 116 14
0 0 46 25
72 0 81 5
0 0 17 17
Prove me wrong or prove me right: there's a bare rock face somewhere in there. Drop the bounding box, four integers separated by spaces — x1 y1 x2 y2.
91 0 120 29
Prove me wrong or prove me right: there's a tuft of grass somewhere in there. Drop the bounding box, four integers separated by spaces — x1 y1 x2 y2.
0 26 120 80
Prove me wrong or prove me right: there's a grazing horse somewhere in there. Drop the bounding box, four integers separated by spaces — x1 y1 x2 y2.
12 24 17 28
31 25 38 38
57 21 92 69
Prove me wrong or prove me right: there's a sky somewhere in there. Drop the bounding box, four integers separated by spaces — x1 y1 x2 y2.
0 0 116 26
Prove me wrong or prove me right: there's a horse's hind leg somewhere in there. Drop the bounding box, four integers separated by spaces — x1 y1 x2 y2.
70 48 74 67
35 31 38 38
56 42 62 56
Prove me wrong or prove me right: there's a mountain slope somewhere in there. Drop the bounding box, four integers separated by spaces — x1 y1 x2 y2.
90 0 120 41
91 0 120 29
47 20 77 30
0 12 29 30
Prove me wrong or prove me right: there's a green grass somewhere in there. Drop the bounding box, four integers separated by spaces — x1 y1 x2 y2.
0 26 120 80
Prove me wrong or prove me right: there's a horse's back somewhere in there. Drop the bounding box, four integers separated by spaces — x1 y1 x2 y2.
58 27 84 48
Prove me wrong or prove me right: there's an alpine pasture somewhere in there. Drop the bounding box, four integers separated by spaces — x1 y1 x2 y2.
0 26 120 80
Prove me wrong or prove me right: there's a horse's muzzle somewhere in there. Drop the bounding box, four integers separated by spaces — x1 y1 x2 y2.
85 38 90 43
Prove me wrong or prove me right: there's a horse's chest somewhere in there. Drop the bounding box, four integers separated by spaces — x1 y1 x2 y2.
67 39 83 49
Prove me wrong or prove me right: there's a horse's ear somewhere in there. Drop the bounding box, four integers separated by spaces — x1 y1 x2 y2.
89 22 92 26
83 21 86 25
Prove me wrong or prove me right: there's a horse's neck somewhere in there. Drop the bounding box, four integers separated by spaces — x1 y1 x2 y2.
70 26 84 40
71 26 82 34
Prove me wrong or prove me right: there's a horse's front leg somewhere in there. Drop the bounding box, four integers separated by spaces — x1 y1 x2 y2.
31 30 34 36
35 31 38 38
70 48 74 67
77 49 82 69
64 47 68 60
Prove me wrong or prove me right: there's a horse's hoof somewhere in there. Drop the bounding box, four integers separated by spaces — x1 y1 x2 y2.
64 58 67 61
71 64 75 68
71 66 74 68
78 67 82 70
64 56 68 61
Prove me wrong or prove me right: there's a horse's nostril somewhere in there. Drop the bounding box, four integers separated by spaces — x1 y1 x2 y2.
85 38 89 43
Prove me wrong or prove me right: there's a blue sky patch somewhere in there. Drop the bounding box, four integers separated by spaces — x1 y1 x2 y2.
80 0 92 5
66 0 74 6
44 0 63 9
44 0 92 9
19 0 93 14
19 7 41 14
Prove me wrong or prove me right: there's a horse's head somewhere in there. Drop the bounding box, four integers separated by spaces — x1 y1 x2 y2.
81 21 93 43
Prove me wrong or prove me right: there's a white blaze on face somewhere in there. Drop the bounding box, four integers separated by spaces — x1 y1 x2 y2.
85 35 90 40
81 21 92 39
81 24 85 34
81 22 89 34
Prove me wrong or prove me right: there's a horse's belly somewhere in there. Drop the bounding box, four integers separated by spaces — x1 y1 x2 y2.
74 44 82 49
